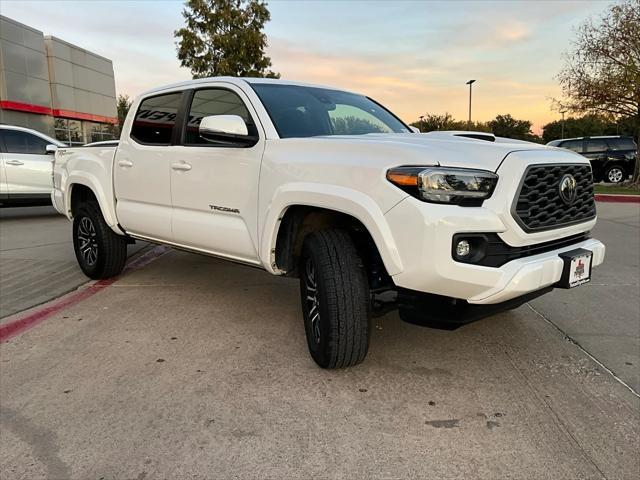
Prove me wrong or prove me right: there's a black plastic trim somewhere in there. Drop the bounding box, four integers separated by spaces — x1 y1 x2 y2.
397 286 553 329
452 232 590 268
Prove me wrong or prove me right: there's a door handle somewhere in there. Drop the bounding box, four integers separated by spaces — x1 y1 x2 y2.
5 160 24 166
118 160 133 168
171 162 192 171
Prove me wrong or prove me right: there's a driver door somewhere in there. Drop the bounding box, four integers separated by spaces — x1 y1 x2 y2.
169 85 264 264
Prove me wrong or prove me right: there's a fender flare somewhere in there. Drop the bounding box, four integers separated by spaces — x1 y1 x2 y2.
66 174 124 235
260 183 404 276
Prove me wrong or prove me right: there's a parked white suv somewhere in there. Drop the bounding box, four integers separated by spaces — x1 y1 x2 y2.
52 78 605 368
0 125 65 206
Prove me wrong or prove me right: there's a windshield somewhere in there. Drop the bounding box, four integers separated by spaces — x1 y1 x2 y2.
251 83 410 138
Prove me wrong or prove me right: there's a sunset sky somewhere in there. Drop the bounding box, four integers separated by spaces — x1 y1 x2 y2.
2 0 612 132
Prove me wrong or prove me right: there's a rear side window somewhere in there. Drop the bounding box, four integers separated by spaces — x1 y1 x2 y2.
2 130 49 154
584 139 607 153
560 140 583 153
184 88 256 145
607 138 636 151
130 92 183 145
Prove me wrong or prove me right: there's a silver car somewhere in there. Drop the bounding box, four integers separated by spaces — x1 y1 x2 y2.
0 125 66 206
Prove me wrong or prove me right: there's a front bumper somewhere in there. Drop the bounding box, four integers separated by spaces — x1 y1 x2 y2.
384 197 604 306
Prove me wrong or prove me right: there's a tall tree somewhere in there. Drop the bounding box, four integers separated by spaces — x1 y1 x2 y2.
116 94 132 134
542 114 636 143
488 114 535 141
175 0 279 79
410 113 491 133
556 0 640 182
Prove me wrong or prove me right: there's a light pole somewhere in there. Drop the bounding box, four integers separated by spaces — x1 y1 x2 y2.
466 79 476 129
560 110 566 139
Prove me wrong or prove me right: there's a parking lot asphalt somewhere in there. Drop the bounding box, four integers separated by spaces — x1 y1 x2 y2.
0 204 639 479
0 207 145 318
531 202 640 392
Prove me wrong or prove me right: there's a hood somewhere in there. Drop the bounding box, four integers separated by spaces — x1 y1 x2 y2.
308 132 553 172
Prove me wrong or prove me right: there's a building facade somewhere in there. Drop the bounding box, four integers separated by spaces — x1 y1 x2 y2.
0 15 118 145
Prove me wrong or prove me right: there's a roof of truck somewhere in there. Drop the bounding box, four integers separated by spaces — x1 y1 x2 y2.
141 77 357 96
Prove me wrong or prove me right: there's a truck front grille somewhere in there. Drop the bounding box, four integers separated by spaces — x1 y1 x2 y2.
513 164 596 232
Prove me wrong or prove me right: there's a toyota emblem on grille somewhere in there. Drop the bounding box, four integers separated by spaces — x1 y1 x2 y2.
559 174 578 204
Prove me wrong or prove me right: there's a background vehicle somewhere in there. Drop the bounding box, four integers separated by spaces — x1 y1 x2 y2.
52 78 605 369
547 136 637 183
0 125 66 207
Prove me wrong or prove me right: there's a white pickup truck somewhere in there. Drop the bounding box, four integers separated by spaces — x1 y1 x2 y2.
52 77 605 368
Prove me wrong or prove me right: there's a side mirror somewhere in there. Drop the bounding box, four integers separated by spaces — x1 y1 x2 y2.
199 115 257 146
409 126 421 134
46 144 58 154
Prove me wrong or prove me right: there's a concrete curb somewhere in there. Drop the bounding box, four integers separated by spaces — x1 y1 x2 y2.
0 245 170 343
595 194 640 203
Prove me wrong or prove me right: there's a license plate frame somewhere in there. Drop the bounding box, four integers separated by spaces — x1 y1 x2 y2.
558 248 593 289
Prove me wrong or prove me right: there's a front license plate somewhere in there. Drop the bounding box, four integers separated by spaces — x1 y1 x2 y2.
558 248 593 288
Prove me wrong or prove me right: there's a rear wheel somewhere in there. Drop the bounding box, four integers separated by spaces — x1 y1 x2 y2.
299 229 371 369
605 165 625 183
73 202 127 279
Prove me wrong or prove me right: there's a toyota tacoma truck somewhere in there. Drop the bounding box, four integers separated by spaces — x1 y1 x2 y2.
52 77 605 368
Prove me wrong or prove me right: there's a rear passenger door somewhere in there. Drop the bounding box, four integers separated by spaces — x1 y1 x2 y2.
114 90 184 242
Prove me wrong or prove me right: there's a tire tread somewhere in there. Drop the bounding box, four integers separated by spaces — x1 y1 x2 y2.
302 229 370 368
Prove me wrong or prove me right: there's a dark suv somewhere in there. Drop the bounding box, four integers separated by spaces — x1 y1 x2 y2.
547 136 637 183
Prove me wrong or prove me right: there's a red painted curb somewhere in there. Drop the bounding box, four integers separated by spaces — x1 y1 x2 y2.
0 245 170 343
595 194 640 203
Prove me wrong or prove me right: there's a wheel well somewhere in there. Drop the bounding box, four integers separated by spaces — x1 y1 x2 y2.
70 184 97 216
604 161 626 172
273 206 391 289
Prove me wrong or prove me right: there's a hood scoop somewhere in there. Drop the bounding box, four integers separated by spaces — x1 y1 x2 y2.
424 131 496 142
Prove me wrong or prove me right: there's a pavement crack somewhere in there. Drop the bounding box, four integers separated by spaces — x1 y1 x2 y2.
526 303 640 399
0 406 71 479
502 349 609 480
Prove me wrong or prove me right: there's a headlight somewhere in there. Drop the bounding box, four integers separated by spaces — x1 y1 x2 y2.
386 166 498 205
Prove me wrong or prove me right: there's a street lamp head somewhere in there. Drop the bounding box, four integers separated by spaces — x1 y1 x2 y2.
466 79 476 85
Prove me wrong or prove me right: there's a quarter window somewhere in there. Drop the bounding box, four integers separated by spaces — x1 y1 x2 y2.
2 130 49 154
184 88 256 145
607 138 636 151
131 92 183 145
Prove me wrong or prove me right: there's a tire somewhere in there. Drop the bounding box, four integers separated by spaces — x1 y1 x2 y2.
299 229 371 369
604 164 625 183
73 201 127 279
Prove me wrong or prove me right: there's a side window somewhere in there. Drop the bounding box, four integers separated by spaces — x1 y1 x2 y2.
184 88 256 145
584 139 607 153
560 140 583 153
130 92 183 145
607 138 636 151
2 130 49 154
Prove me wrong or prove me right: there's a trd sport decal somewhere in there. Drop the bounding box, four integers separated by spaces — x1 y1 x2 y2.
209 204 240 214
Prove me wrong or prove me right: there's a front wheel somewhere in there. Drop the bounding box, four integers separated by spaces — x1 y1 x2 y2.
299 229 371 369
604 165 625 183
73 202 127 279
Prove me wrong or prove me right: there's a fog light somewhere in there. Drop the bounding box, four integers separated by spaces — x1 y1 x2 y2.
456 240 471 257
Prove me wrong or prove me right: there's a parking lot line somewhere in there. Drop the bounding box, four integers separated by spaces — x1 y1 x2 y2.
0 245 170 343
